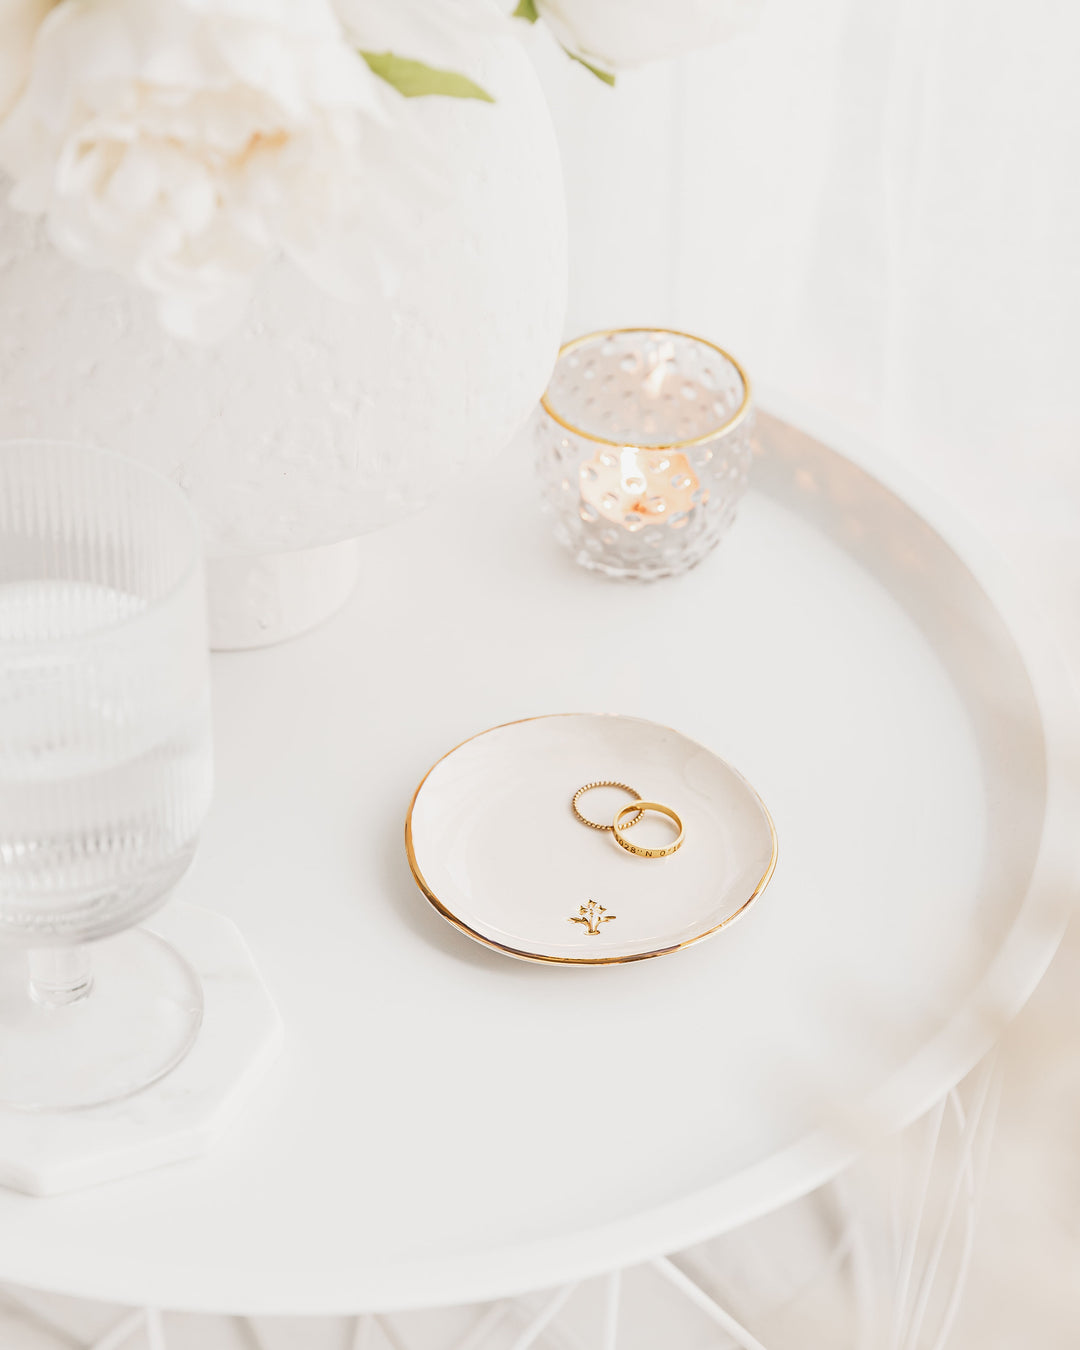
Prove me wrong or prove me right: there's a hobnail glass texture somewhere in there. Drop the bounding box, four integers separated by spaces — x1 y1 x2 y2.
0 441 212 1109
534 329 753 580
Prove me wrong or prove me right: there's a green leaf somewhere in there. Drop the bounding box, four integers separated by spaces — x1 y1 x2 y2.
513 0 539 20
359 50 494 102
566 49 616 86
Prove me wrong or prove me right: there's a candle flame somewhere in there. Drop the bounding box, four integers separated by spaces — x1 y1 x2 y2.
619 447 647 497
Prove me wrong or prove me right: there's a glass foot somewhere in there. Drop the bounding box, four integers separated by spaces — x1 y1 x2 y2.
0 929 203 1111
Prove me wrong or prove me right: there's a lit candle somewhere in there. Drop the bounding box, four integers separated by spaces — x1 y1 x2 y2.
534 327 752 580
579 446 702 533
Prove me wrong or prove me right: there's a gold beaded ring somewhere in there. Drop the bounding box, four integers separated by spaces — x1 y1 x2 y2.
572 781 644 831
612 800 685 858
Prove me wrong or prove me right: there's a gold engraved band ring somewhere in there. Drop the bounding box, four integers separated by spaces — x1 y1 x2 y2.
612 801 685 858
572 781 644 831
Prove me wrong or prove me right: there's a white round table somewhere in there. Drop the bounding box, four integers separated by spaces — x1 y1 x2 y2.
0 413 1074 1317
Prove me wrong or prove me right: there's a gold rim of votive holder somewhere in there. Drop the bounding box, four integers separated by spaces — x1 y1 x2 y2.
540 327 753 450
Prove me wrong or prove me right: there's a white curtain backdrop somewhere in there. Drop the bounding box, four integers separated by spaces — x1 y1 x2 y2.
526 0 1080 616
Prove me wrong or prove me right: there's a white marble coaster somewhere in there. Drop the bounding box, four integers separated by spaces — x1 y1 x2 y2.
0 904 283 1196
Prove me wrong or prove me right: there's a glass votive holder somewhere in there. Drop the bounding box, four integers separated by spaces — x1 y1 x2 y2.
534 328 753 579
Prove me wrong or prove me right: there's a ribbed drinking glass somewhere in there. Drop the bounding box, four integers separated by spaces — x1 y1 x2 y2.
0 441 213 1110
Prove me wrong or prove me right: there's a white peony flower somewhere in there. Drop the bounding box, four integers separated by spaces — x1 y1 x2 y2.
535 0 759 73
0 0 395 340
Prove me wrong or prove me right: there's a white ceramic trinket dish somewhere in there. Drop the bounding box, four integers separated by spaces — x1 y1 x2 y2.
406 713 777 964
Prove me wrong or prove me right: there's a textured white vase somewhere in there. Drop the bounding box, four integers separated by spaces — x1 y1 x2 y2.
0 30 567 648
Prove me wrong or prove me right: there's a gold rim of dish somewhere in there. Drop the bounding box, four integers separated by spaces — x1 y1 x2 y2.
404 713 778 967
539 327 753 450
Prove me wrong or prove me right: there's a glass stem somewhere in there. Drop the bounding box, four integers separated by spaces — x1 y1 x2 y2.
28 945 93 1007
